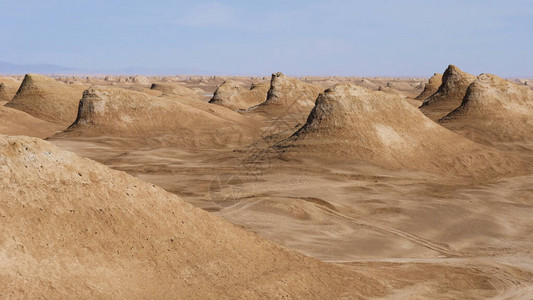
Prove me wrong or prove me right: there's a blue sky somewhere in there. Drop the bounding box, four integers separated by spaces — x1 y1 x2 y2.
0 0 532 76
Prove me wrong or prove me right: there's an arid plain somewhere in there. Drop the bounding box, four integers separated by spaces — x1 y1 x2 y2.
1 67 533 299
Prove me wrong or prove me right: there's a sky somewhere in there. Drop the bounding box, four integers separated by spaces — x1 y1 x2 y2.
0 0 532 76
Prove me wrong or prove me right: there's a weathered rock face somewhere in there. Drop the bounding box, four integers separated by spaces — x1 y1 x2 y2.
420 65 476 120
56 86 257 148
209 81 269 110
0 134 374 299
440 73 533 146
5 74 87 124
415 73 443 101
274 84 527 179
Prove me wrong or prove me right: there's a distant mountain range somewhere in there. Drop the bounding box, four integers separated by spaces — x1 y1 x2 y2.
0 61 213 75
0 61 76 74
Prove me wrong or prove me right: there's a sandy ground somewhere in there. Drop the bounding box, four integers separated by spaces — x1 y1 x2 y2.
2 73 533 298
49 135 533 299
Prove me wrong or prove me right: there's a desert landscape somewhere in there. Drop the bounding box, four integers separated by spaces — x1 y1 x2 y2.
1 1 533 299
1 66 532 299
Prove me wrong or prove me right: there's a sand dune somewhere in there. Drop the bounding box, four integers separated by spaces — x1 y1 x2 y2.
415 73 442 100
274 84 527 179
440 73 533 151
209 80 269 110
5 74 87 124
420 65 476 120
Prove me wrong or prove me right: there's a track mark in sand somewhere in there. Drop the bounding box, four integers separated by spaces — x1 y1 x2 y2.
494 284 533 300
485 265 533 300
310 202 463 257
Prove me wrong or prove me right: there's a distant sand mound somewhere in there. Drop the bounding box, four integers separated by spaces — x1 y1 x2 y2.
440 73 533 145
377 85 406 97
357 78 379 89
0 134 376 298
252 72 323 117
55 86 257 147
132 75 151 85
415 73 443 100
150 82 199 97
274 84 526 179
420 65 476 120
5 74 87 124
209 81 269 110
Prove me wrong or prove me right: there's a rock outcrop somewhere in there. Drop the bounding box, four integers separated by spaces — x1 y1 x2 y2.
209 81 269 110
419 65 476 120
274 84 527 179
5 74 87 124
55 86 257 148
415 73 443 101
440 73 533 147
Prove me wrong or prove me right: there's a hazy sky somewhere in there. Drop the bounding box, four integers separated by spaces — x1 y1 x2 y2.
1 0 532 76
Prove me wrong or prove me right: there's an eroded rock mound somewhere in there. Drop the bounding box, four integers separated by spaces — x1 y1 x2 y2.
209 81 269 110
253 72 323 117
440 73 533 146
0 134 374 298
56 86 256 148
5 74 87 124
0 76 21 102
274 84 526 179
0 83 10 102
415 73 443 101
420 65 476 120
131 75 151 85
